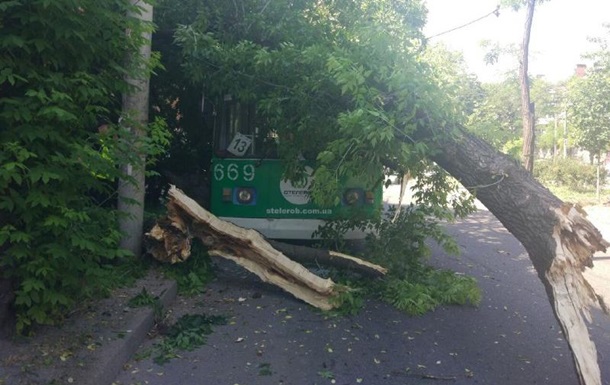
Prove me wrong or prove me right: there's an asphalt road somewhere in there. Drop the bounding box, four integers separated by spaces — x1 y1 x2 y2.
113 209 610 385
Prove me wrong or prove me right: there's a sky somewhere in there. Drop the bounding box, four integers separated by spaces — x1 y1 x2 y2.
423 0 610 83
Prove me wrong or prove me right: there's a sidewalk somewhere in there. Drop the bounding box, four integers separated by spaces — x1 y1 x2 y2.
582 206 610 305
0 271 177 385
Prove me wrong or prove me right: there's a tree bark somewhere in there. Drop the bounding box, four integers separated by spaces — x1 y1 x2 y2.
428 123 608 385
118 1 153 256
520 0 536 172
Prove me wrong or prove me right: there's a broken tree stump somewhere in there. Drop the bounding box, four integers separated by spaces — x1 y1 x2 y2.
146 186 386 310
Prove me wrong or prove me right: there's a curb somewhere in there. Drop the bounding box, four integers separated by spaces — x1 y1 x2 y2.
71 279 178 385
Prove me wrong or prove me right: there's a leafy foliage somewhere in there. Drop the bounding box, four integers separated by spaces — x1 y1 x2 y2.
466 75 554 156
544 185 610 207
382 268 480 315
152 313 227 364
318 369 335 380
423 44 484 120
0 0 165 333
128 287 164 322
366 201 479 315
328 284 366 316
534 158 603 192
145 0 215 206
568 30 610 161
321 196 479 316
158 241 215 296
467 77 521 151
365 204 460 276
170 0 471 210
128 287 159 308
154 1 482 321
258 363 273 376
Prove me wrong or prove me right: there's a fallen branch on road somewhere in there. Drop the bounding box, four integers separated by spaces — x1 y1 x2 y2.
146 186 387 310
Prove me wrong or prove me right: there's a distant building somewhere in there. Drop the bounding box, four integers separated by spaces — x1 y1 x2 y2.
575 64 587 77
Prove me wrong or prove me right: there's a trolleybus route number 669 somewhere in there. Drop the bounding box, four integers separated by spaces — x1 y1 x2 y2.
213 163 256 182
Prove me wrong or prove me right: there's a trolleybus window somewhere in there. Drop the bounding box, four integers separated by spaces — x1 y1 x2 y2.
215 95 277 158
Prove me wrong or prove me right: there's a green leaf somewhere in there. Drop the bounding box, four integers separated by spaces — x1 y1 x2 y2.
22 278 45 293
9 230 32 243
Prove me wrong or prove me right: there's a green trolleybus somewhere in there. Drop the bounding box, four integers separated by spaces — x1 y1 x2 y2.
209 95 382 239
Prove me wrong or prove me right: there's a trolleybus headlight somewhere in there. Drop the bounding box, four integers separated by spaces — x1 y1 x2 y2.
238 189 252 202
235 187 256 205
222 188 232 202
343 188 363 206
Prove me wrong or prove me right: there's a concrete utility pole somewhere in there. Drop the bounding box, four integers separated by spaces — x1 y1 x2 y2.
118 0 153 257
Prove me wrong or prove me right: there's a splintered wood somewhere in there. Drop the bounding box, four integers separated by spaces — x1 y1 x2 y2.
146 186 386 311
547 203 609 385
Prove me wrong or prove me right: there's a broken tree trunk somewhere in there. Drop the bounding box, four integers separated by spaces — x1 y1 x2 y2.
146 186 386 310
427 124 609 385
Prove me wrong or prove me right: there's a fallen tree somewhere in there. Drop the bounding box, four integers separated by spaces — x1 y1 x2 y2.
154 2 609 382
425 123 609 385
146 186 387 310
148 127 609 383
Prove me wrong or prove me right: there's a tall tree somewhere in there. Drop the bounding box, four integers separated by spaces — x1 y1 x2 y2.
569 72 610 162
569 26 610 160
118 0 154 256
568 27 610 199
519 0 536 172
486 0 550 171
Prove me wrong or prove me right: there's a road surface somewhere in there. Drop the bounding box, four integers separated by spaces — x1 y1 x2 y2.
113 200 610 385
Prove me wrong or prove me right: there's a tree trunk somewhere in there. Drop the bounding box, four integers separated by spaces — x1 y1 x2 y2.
520 0 536 172
428 123 608 385
118 1 153 257
596 152 601 203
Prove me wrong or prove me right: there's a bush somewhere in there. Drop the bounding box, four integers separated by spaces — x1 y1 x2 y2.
365 205 459 276
0 1 154 333
534 158 604 192
317 204 480 315
367 206 480 314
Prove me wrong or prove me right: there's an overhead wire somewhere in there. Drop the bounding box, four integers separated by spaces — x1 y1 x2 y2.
425 5 501 40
